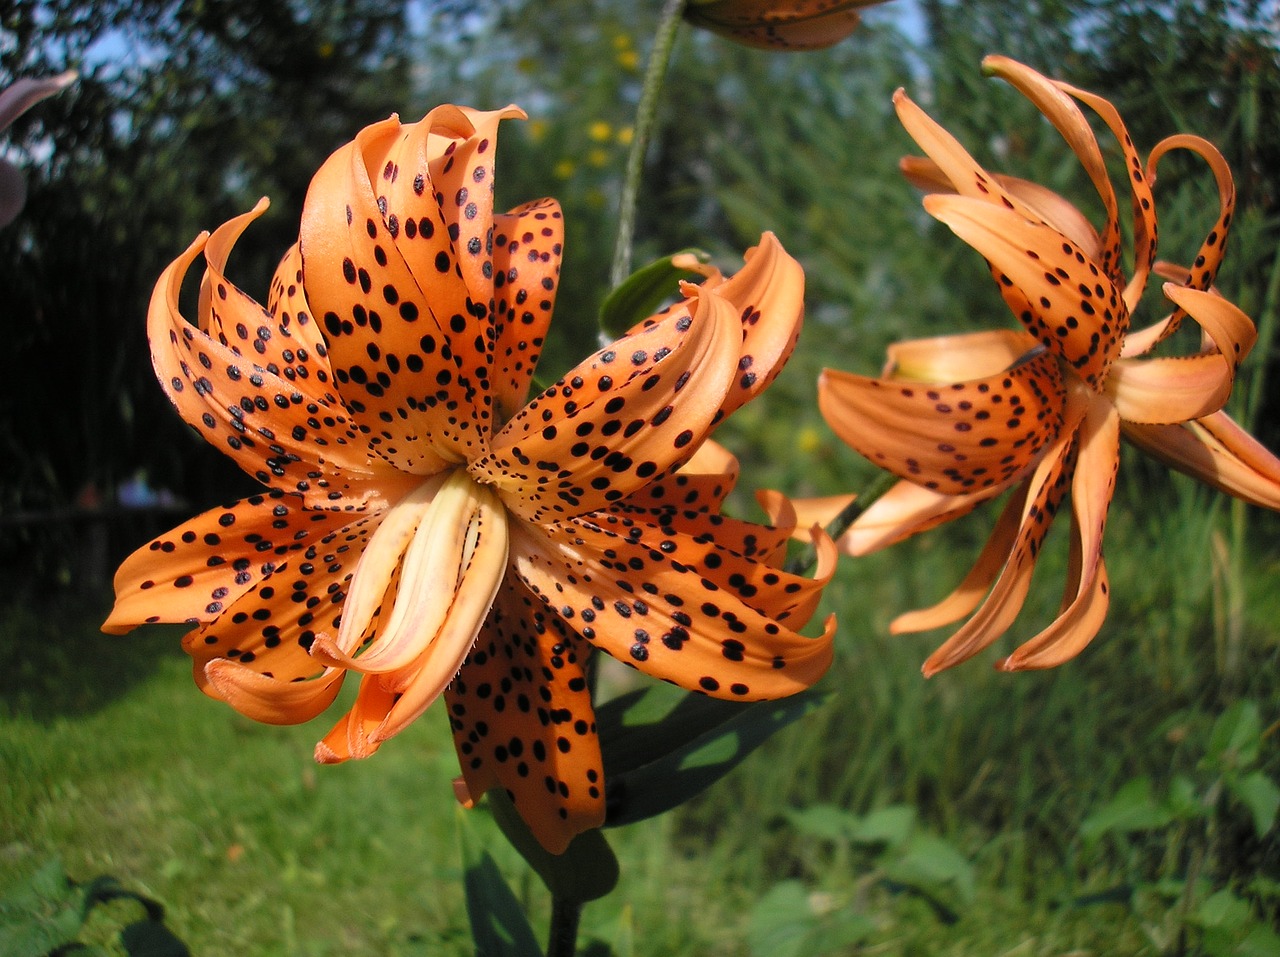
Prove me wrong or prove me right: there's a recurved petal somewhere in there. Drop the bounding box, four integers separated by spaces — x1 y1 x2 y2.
818 349 1065 497
889 479 1031 634
1122 411 1280 510
490 199 564 420
1000 397 1119 669
510 519 834 701
1109 285 1256 424
920 392 1085 676
619 438 741 515
103 492 373 635
202 659 345 725
148 229 412 506
925 195 1128 389
702 232 805 422
479 287 741 523
447 584 606 855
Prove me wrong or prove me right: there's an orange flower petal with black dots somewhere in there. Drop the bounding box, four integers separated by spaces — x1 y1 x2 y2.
683 0 887 50
103 105 834 854
802 56 1280 674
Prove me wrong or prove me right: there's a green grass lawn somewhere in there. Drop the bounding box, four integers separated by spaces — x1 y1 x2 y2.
2 498 1278 956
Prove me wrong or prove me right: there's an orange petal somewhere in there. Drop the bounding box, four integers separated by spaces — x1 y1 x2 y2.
890 479 1031 634
882 328 1040 381
1122 411 1280 510
616 438 741 514
684 0 873 50
924 194 1128 389
840 479 1003 555
103 492 371 635
446 584 606 855
1000 397 1120 669
479 286 741 523
920 389 1088 675
203 658 345 725
490 199 564 421
509 519 834 701
818 349 1065 496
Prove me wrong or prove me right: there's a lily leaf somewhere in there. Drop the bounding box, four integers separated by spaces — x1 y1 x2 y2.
1080 777 1177 842
1229 770 1280 838
1205 700 1262 773
598 250 710 338
456 808 544 957
487 789 620 904
600 686 829 827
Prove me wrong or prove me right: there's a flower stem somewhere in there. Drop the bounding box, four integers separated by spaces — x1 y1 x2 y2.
609 0 686 292
546 896 583 957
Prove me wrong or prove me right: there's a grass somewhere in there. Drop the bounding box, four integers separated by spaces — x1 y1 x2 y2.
2 490 1276 956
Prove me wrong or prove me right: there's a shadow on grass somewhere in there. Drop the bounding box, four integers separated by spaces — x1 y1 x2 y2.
0 593 187 722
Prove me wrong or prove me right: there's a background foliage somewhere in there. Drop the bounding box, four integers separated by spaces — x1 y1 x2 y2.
2 0 1279 954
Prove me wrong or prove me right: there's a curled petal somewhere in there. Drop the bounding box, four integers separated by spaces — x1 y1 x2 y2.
924 195 1128 388
818 349 1065 496
841 480 1002 555
447 586 605 854
1108 284 1255 424
203 659 345 725
1123 411 1280 510
921 390 1088 675
1000 397 1119 670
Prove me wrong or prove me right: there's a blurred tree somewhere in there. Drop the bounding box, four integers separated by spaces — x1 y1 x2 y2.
0 0 411 585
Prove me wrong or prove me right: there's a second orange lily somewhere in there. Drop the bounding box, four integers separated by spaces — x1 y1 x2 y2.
813 56 1280 675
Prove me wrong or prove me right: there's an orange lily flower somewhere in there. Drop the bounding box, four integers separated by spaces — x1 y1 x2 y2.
0 70 77 227
813 57 1280 675
683 0 888 50
103 104 835 853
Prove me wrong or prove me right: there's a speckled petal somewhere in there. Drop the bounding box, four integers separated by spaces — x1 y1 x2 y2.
104 491 371 635
619 438 741 514
1123 411 1280 510
446 584 605 855
924 195 1128 389
882 328 1041 381
1000 396 1119 670
841 479 1008 556
509 519 835 700
148 229 413 507
685 0 871 50
920 390 1087 676
477 287 741 523
818 349 1065 496
490 199 564 421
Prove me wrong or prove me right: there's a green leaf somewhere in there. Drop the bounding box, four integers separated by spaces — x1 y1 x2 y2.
1205 700 1262 772
456 809 544 957
487 789 620 905
598 250 710 337
884 832 975 905
847 805 917 847
784 804 859 842
1080 777 1177 842
0 858 87 957
1230 770 1280 838
746 881 872 957
602 689 830 827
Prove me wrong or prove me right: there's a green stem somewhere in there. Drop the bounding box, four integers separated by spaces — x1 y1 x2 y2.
609 0 686 292
784 471 897 576
546 896 583 957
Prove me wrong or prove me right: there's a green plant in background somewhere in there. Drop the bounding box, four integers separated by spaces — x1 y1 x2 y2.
0 858 189 957
1079 700 1280 956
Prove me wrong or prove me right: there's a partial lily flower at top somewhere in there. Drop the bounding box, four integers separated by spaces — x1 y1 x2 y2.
103 104 836 854
0 70 76 228
805 56 1280 675
684 0 890 50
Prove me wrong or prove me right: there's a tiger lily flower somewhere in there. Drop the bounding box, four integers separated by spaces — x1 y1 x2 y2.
812 57 1280 675
0 70 76 227
683 0 889 50
103 104 835 853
